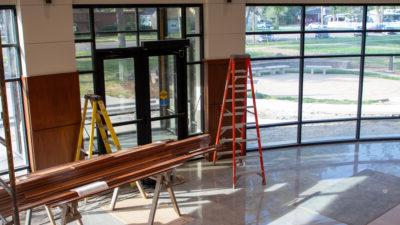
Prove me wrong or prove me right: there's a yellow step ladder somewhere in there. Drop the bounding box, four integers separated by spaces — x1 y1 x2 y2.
75 94 121 160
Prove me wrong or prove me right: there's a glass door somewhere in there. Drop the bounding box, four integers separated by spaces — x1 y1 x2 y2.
149 55 179 142
94 40 189 153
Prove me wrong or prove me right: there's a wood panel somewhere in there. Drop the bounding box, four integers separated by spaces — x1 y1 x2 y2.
22 72 81 171
22 73 81 131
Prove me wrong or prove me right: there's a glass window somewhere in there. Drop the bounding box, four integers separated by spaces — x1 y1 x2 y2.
0 8 28 176
187 64 202 134
163 8 182 39
73 6 204 137
367 6 400 31
94 8 137 32
246 6 302 32
305 6 363 31
362 56 400 118
305 33 362 56
245 5 400 146
251 59 299 123
186 7 201 34
302 121 357 142
73 8 91 34
248 125 298 148
246 34 300 58
365 33 400 54
139 8 157 31
303 57 360 120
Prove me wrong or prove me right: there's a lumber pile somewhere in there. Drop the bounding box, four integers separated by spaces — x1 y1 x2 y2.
0 134 216 216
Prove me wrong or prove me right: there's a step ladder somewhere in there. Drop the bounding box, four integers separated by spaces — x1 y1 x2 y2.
75 94 147 210
212 54 266 189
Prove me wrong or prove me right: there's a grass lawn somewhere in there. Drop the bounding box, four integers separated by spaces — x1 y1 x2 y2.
246 34 400 57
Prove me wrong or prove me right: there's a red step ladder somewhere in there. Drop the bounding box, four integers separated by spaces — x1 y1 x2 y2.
213 54 266 189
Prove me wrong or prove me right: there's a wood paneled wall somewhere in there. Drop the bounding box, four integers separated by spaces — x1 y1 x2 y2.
204 58 247 160
22 72 81 171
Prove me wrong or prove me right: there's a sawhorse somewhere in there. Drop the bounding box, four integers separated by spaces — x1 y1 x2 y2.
25 170 181 225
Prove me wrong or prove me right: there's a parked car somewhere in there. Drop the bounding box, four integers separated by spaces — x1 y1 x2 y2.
256 20 273 31
257 34 275 42
307 22 325 30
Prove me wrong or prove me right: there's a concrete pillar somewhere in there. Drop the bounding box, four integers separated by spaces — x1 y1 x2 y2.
204 0 246 59
16 0 76 77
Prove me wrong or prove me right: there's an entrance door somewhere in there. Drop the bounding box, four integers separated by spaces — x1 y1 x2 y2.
95 40 189 152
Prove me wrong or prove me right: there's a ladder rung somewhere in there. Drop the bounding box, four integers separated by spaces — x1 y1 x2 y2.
220 138 258 144
218 150 243 156
228 84 246 88
235 70 247 74
221 124 245 130
234 106 246 110
226 98 245 102
235 75 247 79
237 155 260 160
235 89 251 93
224 112 244 116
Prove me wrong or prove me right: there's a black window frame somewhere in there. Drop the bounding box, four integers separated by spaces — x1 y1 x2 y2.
246 3 400 150
73 4 205 138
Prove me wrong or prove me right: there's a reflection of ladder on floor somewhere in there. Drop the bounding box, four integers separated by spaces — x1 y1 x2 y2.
213 54 266 189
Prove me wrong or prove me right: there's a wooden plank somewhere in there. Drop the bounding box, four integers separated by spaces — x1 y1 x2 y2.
0 135 217 216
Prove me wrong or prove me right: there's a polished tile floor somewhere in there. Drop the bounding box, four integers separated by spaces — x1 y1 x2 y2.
25 141 400 225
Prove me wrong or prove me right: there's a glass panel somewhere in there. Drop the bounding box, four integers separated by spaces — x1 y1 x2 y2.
367 6 400 30
139 32 158 43
303 57 360 120
246 34 300 58
75 33 91 40
76 57 92 71
251 59 299 124
362 56 400 117
361 119 400 138
187 64 202 134
186 7 201 34
0 82 28 172
96 33 137 49
0 9 17 45
94 8 136 32
75 42 92 57
246 6 302 32
302 121 357 142
304 33 362 56
187 36 201 62
365 32 400 54
79 74 94 101
164 8 182 39
152 118 178 142
139 8 157 31
305 6 363 31
104 58 136 120
114 124 138 148
73 8 91 33
247 125 298 148
2 47 19 79
149 55 177 118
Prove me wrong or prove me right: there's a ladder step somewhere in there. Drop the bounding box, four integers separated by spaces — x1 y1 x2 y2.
224 112 244 116
235 89 251 93
234 106 247 110
228 84 246 88
220 138 258 144
221 124 245 130
218 150 243 156
235 75 247 79
235 70 247 74
226 98 245 102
